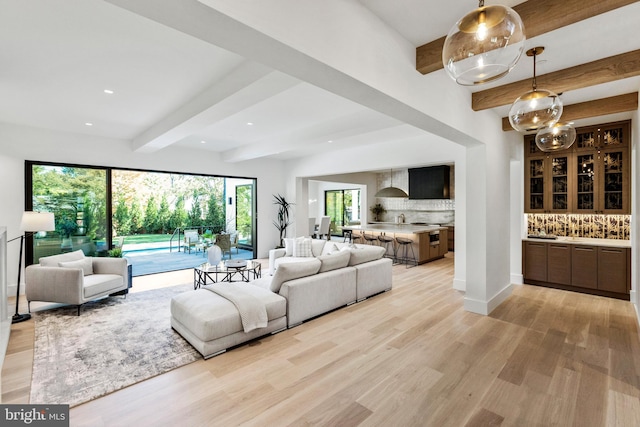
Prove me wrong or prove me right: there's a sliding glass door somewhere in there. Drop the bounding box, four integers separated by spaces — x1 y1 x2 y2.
325 189 361 236
26 161 258 267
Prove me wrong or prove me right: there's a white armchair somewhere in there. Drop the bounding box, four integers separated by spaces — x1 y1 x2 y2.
25 250 129 315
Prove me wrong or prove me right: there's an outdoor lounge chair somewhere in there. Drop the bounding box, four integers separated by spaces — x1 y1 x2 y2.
184 230 200 253
215 234 232 259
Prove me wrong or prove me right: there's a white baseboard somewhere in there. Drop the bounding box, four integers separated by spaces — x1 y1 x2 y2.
464 283 514 315
510 274 523 285
452 278 465 291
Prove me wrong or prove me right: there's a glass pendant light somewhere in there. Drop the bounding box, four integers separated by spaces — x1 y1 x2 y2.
442 0 525 86
509 47 563 132
535 122 576 152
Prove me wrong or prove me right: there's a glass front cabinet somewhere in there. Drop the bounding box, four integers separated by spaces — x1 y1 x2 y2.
524 120 630 214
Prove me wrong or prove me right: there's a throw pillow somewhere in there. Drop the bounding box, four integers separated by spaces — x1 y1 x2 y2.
283 238 295 256
39 249 85 267
317 250 351 273
58 257 94 276
324 243 340 255
269 258 321 293
293 237 313 257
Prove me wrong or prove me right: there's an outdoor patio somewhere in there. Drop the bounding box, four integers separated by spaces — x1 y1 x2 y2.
123 242 254 276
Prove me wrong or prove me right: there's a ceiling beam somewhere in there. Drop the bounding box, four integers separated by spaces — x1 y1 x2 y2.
416 0 638 75
473 49 640 111
501 92 638 131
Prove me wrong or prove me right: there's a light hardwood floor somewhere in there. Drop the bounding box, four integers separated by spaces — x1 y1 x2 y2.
3 255 640 426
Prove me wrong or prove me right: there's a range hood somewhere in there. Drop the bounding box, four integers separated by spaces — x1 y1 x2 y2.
408 166 451 200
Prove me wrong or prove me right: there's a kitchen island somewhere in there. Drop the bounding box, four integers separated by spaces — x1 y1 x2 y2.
343 223 448 264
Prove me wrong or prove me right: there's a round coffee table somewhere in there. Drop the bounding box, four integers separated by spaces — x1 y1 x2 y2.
193 260 262 289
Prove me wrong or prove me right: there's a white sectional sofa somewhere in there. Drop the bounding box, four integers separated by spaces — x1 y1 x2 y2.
170 238 393 358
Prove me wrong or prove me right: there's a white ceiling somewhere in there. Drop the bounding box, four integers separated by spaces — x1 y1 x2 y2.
1 0 639 161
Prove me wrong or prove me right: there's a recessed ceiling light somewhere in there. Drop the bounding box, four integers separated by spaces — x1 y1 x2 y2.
200 140 206 144
328 140 333 143
246 122 254 126
85 122 93 126
104 89 114 94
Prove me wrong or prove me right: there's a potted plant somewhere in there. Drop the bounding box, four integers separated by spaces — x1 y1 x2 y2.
273 194 294 248
370 203 386 222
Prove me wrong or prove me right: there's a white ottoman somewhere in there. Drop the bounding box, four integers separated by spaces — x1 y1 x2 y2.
171 283 287 359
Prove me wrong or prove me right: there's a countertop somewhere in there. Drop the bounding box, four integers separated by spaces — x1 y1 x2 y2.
343 223 447 234
523 236 631 248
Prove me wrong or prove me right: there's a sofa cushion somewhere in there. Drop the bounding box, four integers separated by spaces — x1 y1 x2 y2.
317 250 351 273
346 245 386 266
292 237 313 257
39 249 85 267
310 239 326 257
270 258 321 293
83 274 123 298
58 257 94 276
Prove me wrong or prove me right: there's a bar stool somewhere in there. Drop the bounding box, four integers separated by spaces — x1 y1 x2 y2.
377 234 396 263
351 231 363 244
395 237 417 268
362 233 378 245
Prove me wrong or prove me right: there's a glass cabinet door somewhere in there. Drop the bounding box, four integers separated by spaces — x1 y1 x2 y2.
601 149 627 213
526 157 545 212
576 154 595 212
550 155 569 211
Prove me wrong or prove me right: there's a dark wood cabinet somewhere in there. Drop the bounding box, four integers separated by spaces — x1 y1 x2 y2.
571 246 598 289
597 247 630 294
524 120 630 214
547 243 571 285
523 240 630 299
447 226 454 252
523 241 547 282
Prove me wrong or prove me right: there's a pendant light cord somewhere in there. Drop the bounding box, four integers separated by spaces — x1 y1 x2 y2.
531 50 538 91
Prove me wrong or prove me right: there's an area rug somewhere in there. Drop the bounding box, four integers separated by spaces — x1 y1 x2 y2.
30 284 200 407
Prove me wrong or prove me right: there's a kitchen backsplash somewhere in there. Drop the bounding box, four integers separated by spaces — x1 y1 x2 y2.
527 214 630 240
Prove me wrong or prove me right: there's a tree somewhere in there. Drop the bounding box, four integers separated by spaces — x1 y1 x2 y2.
205 194 225 233
169 195 188 231
188 192 203 227
129 197 143 234
113 197 131 236
143 195 159 233
157 195 171 234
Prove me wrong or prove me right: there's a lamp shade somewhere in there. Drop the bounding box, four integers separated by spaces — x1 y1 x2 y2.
442 3 525 85
535 122 576 152
20 211 55 232
375 187 408 198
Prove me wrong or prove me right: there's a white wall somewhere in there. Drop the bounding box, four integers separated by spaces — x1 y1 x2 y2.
0 123 287 294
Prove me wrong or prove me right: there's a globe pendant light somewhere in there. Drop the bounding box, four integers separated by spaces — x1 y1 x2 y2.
442 0 525 86
535 122 576 152
509 47 563 132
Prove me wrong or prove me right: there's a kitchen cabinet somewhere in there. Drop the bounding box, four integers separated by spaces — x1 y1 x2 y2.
597 247 630 294
447 226 454 252
523 239 630 299
524 120 630 214
571 245 598 289
547 243 571 285
523 241 547 282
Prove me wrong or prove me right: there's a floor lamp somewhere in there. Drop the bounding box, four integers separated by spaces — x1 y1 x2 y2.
9 211 55 323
